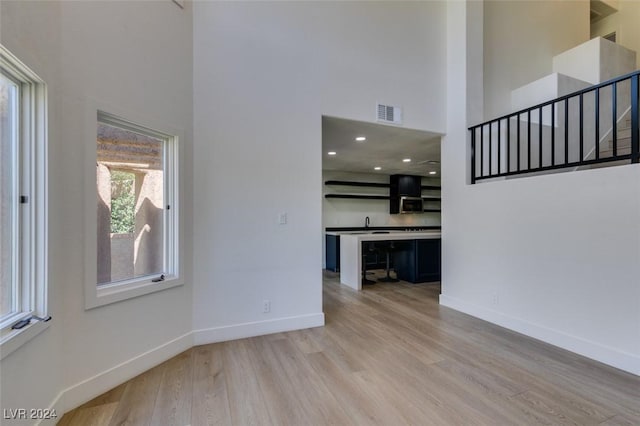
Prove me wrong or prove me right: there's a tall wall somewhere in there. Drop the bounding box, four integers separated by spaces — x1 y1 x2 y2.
0 0 194 421
192 1 446 340
483 0 590 119
443 0 640 376
591 0 640 69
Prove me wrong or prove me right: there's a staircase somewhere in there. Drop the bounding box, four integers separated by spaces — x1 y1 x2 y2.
594 115 633 165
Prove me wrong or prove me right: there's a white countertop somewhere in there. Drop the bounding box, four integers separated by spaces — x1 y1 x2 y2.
338 231 441 241
326 230 441 237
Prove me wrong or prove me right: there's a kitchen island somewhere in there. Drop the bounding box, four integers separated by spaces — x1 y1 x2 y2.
337 230 441 290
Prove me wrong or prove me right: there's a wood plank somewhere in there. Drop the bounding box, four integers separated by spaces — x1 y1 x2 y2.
600 413 640 426
220 340 273 426
61 402 119 426
241 337 307 425
191 345 232 426
262 337 353 424
107 363 164 426
305 351 409 425
149 349 193 426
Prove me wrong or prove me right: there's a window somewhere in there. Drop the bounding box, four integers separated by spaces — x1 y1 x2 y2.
85 111 181 308
0 45 48 358
0 71 18 324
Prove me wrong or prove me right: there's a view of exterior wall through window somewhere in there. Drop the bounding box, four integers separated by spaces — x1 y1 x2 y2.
96 120 165 285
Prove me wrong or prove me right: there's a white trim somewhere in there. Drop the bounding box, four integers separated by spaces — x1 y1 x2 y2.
439 294 640 376
37 314 325 422
45 331 193 422
0 320 50 361
92 276 183 308
193 313 325 345
83 100 185 309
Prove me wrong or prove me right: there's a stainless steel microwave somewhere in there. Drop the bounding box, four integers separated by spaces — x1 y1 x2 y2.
399 196 424 214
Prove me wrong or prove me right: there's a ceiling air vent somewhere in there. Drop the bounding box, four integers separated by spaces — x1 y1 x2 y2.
377 103 402 125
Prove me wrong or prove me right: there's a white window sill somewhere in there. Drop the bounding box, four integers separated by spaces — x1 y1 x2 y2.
0 320 51 361
86 275 183 310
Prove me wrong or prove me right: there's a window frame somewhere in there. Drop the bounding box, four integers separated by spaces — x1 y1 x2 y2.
0 45 49 360
84 106 183 309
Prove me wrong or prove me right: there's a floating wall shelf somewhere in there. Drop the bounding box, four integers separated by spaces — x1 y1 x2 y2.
324 179 441 209
324 180 391 188
324 194 390 200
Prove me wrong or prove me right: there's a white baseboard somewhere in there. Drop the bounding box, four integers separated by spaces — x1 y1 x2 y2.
39 330 194 424
193 313 325 346
439 294 640 377
38 313 325 424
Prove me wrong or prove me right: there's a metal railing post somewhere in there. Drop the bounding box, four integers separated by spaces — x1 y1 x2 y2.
595 88 600 161
489 122 493 176
631 74 639 163
612 82 618 156
471 128 476 184
480 125 484 177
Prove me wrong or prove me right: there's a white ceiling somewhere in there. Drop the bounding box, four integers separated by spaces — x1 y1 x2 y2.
322 116 442 177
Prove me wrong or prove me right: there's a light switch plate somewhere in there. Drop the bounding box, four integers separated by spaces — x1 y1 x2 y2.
279 213 287 225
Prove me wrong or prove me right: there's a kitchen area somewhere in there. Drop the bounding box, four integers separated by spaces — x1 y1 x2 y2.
322 116 442 291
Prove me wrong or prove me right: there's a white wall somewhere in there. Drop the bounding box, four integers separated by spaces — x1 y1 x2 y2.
483 0 589 119
591 0 640 69
552 37 636 84
443 1 640 375
0 0 194 421
192 1 447 339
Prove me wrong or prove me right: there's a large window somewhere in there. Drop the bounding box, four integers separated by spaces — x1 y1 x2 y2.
86 111 180 308
0 68 19 324
0 45 48 356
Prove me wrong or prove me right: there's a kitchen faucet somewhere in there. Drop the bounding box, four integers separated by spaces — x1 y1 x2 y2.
365 216 370 228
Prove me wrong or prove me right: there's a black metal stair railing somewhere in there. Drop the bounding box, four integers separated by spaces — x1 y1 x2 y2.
469 70 640 183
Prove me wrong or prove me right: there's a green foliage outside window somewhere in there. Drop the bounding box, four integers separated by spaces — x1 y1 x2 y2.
110 170 135 234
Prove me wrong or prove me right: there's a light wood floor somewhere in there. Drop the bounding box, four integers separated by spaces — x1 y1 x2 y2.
58 271 640 425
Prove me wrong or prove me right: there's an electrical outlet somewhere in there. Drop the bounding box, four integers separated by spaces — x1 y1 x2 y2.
491 292 499 306
263 300 271 313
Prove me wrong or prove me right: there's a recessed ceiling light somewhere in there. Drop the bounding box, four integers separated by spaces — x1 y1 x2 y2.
327 151 336 155
403 158 411 163
374 166 382 171
429 171 437 175
355 136 366 142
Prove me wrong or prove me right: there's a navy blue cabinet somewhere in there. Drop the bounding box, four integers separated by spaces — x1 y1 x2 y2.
394 239 441 283
325 234 340 272
389 174 423 214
